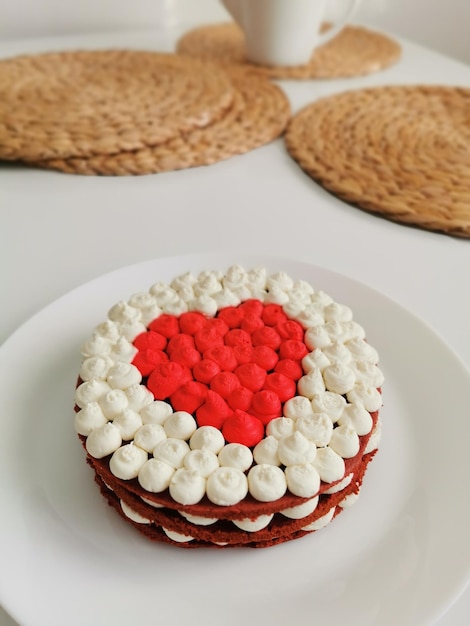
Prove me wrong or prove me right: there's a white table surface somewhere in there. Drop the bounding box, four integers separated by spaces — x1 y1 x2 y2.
0 23 469 626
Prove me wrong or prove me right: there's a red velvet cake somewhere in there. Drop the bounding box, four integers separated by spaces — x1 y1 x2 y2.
74 265 383 548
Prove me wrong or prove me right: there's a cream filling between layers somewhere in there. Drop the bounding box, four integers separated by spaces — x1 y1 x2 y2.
117 486 359 543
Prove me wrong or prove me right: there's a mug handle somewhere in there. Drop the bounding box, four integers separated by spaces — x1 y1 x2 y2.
316 0 361 47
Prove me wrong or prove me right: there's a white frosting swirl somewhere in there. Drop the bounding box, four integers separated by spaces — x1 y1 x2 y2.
128 292 161 325
133 423 167 452
113 408 143 440
85 422 122 458
296 307 325 328
324 302 353 322
311 290 333 307
94 320 121 342
266 417 296 439
264 285 289 305
206 467 248 506
277 431 317 466
346 383 383 412
346 338 379 362
79 355 114 381
339 403 373 436
138 458 175 492
329 424 360 458
350 361 384 388
170 271 196 291
296 413 333 447
217 443 253 471
222 264 248 292
110 443 148 480
107 362 142 389
310 391 346 422
322 342 352 365
302 349 330 372
190 426 225 454
109 336 138 362
283 396 314 421
267 271 294 291
188 295 218 317
325 321 354 343
125 384 154 412
117 319 147 341
161 297 188 316
285 464 320 498
184 449 220 477
74 402 108 436
149 282 178 304
153 438 190 469
193 271 223 297
246 266 268 290
312 446 345 483
75 379 111 408
99 389 129 419
305 326 331 350
140 401 173 425
80 334 111 358
108 301 141 324
322 363 356 395
253 436 280 466
248 464 287 502
169 469 206 505
212 288 241 308
297 369 326 398
163 411 197 440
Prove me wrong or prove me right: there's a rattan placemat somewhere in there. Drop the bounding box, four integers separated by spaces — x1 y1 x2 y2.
33 67 290 175
176 22 401 79
0 50 235 161
285 85 470 238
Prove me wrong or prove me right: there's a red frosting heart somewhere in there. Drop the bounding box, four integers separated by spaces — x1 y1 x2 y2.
132 300 309 447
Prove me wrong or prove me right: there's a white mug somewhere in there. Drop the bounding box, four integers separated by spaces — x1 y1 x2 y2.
221 0 360 66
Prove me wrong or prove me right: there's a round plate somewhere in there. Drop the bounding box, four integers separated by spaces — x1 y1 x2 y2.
0 253 468 626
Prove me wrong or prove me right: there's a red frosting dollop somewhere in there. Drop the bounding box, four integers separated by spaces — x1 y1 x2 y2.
222 410 265 447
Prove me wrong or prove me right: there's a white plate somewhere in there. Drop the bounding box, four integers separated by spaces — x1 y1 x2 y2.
1 253 469 626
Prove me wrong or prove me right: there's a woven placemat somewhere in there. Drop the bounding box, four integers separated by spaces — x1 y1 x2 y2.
33 67 291 175
0 50 235 161
176 22 401 79
285 85 470 238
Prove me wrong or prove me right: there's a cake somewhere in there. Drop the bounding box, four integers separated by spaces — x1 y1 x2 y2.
74 265 383 548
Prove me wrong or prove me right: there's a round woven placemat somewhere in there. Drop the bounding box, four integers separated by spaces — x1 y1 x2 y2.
285 85 470 238
0 50 235 161
176 22 401 79
33 67 291 175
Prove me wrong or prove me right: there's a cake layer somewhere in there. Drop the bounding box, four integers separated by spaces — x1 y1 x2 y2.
94 451 375 548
